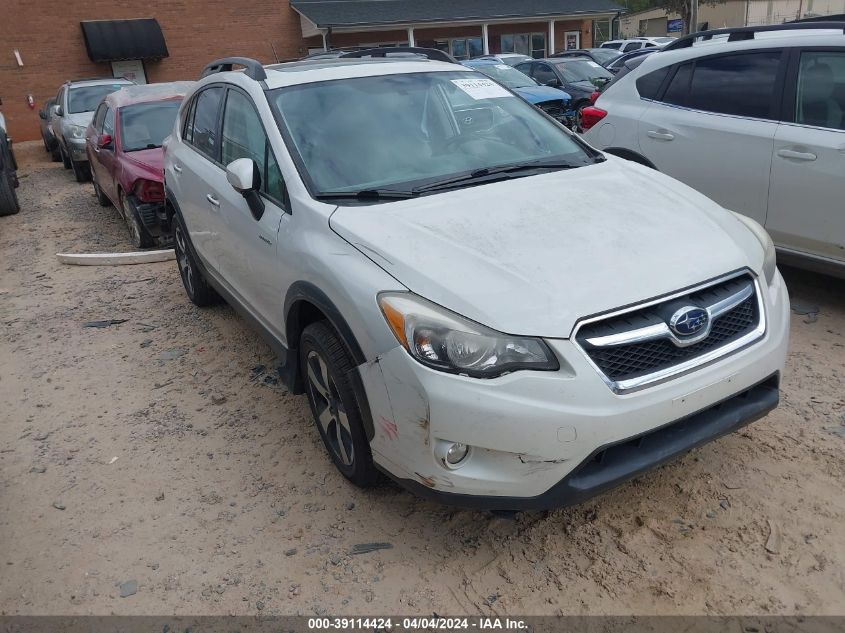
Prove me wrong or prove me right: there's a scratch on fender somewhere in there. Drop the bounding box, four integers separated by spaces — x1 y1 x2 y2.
380 417 398 440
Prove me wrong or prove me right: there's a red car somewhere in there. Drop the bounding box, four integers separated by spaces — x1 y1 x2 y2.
86 82 193 248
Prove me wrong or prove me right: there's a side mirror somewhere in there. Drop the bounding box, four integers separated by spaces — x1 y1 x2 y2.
226 158 264 221
97 133 113 150
55 105 64 117
544 79 561 88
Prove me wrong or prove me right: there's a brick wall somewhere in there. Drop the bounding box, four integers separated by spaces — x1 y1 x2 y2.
0 0 305 141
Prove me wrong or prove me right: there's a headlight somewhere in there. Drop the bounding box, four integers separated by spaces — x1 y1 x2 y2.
69 125 86 139
378 292 559 378
732 213 777 285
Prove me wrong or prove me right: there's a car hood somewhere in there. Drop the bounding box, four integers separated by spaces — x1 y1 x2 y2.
567 80 598 94
329 158 763 338
123 147 164 174
514 85 572 104
64 112 94 128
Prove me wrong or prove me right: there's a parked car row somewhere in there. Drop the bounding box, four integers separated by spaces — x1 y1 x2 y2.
38 78 191 246
20 24 840 510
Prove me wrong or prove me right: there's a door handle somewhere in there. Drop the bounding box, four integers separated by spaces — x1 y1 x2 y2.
206 194 220 206
173 164 183 173
647 130 675 141
777 148 816 161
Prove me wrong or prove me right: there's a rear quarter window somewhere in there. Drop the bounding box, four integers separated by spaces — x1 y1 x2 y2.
635 65 671 99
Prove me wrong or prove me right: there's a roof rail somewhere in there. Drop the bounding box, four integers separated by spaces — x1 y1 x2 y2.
663 21 845 50
201 57 267 81
339 47 460 64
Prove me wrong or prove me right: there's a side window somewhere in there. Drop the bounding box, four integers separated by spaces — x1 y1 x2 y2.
92 103 108 132
182 97 197 143
623 42 640 52
189 87 224 160
636 65 671 99
533 63 557 86
103 107 115 136
220 89 286 205
686 51 781 119
662 62 693 106
795 51 845 131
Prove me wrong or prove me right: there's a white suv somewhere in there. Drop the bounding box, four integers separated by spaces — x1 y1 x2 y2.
583 23 845 277
164 51 789 510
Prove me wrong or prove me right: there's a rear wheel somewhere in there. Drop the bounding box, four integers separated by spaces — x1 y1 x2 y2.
0 172 20 216
300 321 379 487
173 213 220 306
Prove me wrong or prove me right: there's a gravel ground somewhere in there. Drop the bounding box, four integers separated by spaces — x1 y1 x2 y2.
1 142 844 616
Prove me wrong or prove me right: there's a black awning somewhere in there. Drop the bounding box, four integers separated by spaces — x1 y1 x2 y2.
80 18 168 63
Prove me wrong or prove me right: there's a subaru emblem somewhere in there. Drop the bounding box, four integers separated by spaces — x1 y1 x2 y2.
669 306 709 337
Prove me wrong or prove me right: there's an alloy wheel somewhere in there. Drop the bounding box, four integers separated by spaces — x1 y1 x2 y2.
305 350 354 466
174 224 194 297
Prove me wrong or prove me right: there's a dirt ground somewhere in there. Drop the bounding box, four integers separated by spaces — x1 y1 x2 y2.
1 141 844 617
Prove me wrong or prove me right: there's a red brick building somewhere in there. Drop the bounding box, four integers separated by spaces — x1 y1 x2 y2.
1 0 621 141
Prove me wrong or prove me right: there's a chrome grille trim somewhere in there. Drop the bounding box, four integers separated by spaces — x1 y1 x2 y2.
571 270 767 395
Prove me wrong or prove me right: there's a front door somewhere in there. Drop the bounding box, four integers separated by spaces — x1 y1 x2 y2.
767 48 845 263
214 87 289 339
97 107 119 203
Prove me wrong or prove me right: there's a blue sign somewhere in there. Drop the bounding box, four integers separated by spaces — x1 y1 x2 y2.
667 18 684 33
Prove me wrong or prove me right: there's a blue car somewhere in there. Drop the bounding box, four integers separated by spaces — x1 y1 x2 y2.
461 58 575 126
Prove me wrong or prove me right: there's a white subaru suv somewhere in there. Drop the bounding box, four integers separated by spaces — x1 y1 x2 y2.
163 50 789 510
582 22 845 278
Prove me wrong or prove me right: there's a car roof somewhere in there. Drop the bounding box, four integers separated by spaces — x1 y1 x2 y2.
462 58 506 66
67 77 134 88
258 59 464 90
104 81 195 108
547 56 591 64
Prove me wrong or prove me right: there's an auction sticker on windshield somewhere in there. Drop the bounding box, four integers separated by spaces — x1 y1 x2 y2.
451 78 513 100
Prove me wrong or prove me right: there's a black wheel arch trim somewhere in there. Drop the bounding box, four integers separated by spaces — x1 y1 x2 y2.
284 282 374 440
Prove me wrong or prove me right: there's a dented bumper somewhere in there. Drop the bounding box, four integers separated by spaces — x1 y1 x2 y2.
358 271 790 509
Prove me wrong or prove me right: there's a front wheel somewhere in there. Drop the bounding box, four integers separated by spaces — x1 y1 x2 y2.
60 144 71 169
300 321 379 487
71 159 90 183
0 172 20 216
120 191 153 248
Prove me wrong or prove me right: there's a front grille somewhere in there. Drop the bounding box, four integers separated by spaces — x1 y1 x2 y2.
575 273 762 387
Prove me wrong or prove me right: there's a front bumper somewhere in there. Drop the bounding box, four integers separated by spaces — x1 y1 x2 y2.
359 270 790 509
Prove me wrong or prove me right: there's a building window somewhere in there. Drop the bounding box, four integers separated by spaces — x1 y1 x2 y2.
501 32 546 58
593 18 613 46
450 37 483 60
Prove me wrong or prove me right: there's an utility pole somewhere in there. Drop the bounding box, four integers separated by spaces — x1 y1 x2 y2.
689 0 699 33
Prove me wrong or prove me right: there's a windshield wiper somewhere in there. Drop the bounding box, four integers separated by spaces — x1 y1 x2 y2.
412 160 578 194
313 188 417 202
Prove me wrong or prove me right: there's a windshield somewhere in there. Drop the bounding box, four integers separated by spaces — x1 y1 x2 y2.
270 72 593 196
68 84 127 114
588 49 623 63
119 100 181 152
469 64 536 89
554 60 613 83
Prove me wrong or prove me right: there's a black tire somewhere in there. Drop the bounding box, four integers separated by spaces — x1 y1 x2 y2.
92 175 111 207
119 191 153 248
42 134 50 152
60 144 71 169
173 212 221 307
50 144 61 162
300 321 379 487
0 172 20 216
71 159 90 183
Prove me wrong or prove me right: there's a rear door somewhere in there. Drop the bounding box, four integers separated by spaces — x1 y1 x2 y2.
213 86 289 335
767 47 845 262
168 86 226 270
637 50 786 226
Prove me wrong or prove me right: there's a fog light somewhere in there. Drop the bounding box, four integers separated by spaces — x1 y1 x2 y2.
436 440 471 469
